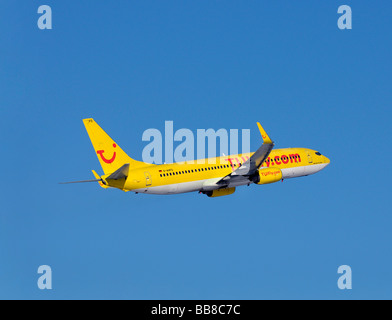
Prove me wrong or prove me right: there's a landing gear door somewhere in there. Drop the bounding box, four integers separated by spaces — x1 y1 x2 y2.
144 172 152 186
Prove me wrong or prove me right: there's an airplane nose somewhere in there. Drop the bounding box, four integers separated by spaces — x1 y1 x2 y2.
324 156 331 165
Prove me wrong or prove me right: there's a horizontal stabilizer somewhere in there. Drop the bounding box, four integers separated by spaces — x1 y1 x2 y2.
92 170 109 189
60 170 108 188
59 179 101 185
106 164 130 181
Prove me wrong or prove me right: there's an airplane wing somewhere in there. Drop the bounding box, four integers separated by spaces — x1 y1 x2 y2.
217 123 274 187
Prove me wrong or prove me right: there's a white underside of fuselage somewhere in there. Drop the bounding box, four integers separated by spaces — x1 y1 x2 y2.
131 163 329 195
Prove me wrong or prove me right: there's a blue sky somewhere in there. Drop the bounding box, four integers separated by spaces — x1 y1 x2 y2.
0 1 391 299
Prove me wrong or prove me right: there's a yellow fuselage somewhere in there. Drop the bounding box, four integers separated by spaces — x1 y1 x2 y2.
105 148 330 195
81 119 330 197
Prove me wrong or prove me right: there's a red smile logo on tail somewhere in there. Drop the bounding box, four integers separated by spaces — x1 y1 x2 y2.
97 144 117 164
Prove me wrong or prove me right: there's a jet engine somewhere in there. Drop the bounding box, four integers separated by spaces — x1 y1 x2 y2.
206 188 236 198
255 168 283 185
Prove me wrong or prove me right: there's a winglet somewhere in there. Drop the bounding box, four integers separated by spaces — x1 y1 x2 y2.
257 122 273 144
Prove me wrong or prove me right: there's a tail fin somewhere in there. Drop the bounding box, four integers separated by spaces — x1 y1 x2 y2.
83 118 148 174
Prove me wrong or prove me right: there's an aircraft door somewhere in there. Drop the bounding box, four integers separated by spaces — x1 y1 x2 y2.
307 152 313 164
144 172 152 186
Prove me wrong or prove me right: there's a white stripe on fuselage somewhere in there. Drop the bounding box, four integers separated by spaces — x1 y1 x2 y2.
281 162 329 179
132 163 329 195
133 179 205 195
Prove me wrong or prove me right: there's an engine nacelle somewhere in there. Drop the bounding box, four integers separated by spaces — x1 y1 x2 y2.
255 168 283 185
206 188 236 198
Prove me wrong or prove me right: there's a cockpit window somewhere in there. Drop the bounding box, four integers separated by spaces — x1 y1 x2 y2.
315 152 322 156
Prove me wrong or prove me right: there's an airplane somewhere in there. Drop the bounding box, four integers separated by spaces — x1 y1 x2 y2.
61 119 330 197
